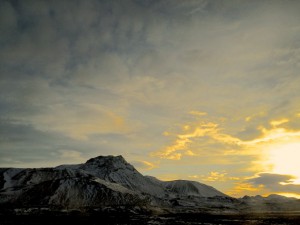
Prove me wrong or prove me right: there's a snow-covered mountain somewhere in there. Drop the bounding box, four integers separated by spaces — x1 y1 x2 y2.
0 155 226 210
76 156 167 197
2 155 299 213
164 180 225 197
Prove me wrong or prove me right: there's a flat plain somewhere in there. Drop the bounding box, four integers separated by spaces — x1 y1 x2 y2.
2 212 300 225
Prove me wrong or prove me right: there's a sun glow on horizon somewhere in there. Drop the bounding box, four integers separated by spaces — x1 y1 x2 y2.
267 142 300 184
276 193 300 199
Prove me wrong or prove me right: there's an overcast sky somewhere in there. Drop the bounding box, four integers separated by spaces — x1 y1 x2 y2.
1 0 300 197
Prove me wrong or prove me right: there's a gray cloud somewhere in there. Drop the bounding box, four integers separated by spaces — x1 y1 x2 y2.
0 119 133 167
0 119 70 166
1 0 300 175
248 173 300 193
249 173 295 186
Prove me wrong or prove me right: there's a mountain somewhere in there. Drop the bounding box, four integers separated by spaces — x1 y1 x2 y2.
164 180 225 197
239 194 300 212
0 167 144 209
76 155 167 197
2 155 299 214
0 155 227 211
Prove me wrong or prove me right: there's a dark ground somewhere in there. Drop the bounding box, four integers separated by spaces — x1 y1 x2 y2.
1 212 300 225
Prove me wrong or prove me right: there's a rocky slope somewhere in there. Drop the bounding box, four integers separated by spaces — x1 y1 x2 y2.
1 155 299 213
0 155 226 210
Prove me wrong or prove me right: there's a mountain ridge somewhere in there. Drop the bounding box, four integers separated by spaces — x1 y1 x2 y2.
1 155 300 214
0 155 227 210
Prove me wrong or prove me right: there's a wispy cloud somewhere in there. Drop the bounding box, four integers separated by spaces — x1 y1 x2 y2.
152 122 211 160
152 114 300 160
151 112 300 196
33 103 132 140
200 171 240 182
58 150 86 164
131 160 157 171
1 0 300 197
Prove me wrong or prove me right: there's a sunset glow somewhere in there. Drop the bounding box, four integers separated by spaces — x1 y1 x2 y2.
1 0 300 199
268 142 300 184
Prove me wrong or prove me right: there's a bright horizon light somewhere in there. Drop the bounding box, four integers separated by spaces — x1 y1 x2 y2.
267 142 300 184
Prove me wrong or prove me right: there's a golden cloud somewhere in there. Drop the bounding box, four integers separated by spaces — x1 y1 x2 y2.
151 122 220 160
152 112 300 197
153 113 300 161
270 118 289 127
226 182 264 197
189 110 207 117
132 160 157 171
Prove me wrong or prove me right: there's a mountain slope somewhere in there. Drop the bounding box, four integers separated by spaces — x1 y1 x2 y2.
164 180 226 198
240 194 300 212
0 167 146 208
0 155 227 210
77 155 166 197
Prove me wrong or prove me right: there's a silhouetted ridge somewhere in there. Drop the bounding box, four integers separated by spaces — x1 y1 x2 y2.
85 155 126 164
82 155 136 175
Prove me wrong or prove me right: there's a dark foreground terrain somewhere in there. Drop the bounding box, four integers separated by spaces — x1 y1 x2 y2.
1 212 300 225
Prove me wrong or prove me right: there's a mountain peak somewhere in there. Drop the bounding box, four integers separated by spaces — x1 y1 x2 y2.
85 155 127 165
83 155 136 176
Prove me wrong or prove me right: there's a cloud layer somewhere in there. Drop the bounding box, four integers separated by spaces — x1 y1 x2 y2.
1 0 300 197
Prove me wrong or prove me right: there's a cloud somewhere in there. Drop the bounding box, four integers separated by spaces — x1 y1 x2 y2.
130 160 157 171
0 1 17 33
1 0 300 200
227 182 264 197
0 118 133 167
201 171 240 182
58 150 86 164
270 119 289 127
153 112 300 160
151 112 300 198
202 171 227 182
189 111 207 117
249 173 296 186
248 173 300 194
0 119 80 167
151 115 246 160
33 103 132 140
151 121 220 160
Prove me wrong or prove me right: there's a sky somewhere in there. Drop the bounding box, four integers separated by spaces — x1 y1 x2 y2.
1 0 300 198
